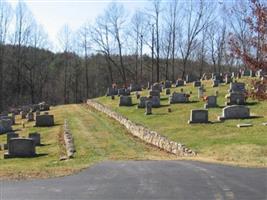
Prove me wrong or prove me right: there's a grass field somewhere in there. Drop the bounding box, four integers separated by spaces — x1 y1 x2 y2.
96 78 267 167
0 104 173 180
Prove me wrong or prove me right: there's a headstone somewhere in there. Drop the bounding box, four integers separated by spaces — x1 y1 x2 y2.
193 81 201 87
0 115 15 125
175 80 185 87
164 80 172 88
228 92 246 105
145 101 152 115
149 90 160 97
250 70 255 77
129 83 142 92
106 87 118 96
237 123 252 128
198 87 204 99
212 80 219 87
27 112 34 122
137 97 148 108
118 88 131 96
231 72 236 79
229 82 246 93
218 105 250 120
188 109 209 124
225 76 232 84
152 83 162 92
20 111 27 119
242 70 250 76
39 102 50 111
166 88 171 95
4 138 36 158
11 113 16 125
212 73 223 83
0 119 12 134
29 132 41 146
169 92 189 104
6 132 19 144
35 115 54 127
237 72 242 79
135 91 140 99
150 96 160 108
204 96 218 109
36 111 41 116
119 96 132 106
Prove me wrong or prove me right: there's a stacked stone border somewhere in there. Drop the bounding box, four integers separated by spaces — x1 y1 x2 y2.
87 100 196 156
63 120 76 158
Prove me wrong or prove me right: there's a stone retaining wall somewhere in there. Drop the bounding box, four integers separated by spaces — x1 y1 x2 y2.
87 100 196 156
63 120 76 158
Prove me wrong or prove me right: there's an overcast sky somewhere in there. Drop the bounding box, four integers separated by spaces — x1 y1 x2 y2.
7 0 151 48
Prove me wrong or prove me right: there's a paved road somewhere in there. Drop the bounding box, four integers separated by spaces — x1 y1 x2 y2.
0 160 266 200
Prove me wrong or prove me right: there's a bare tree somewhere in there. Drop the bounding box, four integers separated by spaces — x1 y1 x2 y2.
151 0 161 82
58 24 72 104
178 0 214 79
106 3 127 86
24 23 49 104
0 0 12 111
91 15 114 85
79 22 91 98
226 1 252 61
170 0 179 81
13 1 35 105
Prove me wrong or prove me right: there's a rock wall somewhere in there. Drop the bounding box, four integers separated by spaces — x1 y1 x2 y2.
87 100 196 156
63 120 76 158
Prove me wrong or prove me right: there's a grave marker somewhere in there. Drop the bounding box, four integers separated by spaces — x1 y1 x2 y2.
145 101 152 115
119 96 132 106
204 96 218 108
188 109 209 124
35 115 54 127
218 105 250 120
4 138 36 158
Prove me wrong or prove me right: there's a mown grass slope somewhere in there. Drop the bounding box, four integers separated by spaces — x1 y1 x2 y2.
96 78 267 167
0 104 172 180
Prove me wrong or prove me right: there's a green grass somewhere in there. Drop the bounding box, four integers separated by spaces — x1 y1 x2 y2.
96 78 267 167
0 104 173 180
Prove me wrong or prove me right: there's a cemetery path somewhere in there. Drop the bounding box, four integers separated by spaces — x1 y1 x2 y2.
1 160 266 200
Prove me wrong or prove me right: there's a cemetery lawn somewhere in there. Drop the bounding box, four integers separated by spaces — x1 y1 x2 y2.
96 78 267 167
0 104 173 180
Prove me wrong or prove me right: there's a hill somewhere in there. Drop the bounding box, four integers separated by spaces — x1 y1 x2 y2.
0 104 172 180
96 78 267 167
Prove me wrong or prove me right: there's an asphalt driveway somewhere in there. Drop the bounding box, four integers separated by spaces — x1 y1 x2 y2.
0 160 266 200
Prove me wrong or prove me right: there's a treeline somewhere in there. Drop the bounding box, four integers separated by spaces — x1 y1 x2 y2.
0 44 223 109
0 0 265 111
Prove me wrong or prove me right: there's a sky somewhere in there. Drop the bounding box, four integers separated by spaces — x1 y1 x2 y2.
6 0 150 50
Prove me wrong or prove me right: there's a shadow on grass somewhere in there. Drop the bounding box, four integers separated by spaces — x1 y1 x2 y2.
38 143 51 147
217 115 263 121
34 153 49 157
5 153 49 159
158 104 170 108
34 123 62 128
160 97 169 101
155 113 169 116
246 102 258 106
